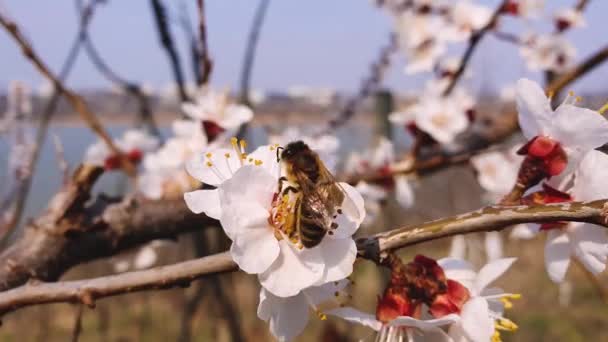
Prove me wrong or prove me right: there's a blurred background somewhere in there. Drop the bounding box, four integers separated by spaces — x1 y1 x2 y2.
0 0 607 341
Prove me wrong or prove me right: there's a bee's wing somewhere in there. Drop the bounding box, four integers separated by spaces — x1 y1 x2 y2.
315 155 363 223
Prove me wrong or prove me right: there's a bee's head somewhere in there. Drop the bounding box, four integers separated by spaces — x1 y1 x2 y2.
280 140 309 161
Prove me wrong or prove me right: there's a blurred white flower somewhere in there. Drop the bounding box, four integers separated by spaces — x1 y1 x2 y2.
133 245 158 270
258 279 349 341
554 8 586 32
444 0 492 42
182 88 253 139
520 34 576 73
84 129 159 170
502 0 544 18
542 151 608 283
395 12 448 74
471 150 520 197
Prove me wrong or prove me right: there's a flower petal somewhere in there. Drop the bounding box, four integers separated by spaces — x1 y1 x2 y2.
389 314 460 330
460 297 494 342
449 235 467 260
184 189 221 219
484 232 503 261
327 307 382 331
219 165 277 209
219 199 270 240
316 238 357 284
257 288 310 342
185 148 242 186
473 258 516 294
248 145 281 179
230 224 280 274
515 78 552 139
544 229 572 283
437 257 476 291
572 224 608 275
509 223 540 240
328 182 366 239
220 104 254 129
553 104 608 156
259 239 324 297
394 176 415 208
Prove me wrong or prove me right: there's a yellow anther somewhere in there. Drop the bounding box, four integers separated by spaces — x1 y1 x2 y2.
224 153 231 158
241 153 248 160
270 146 275 151
506 293 521 300
496 318 518 332
547 90 555 100
248 157 253 162
491 330 502 342
500 297 513 309
255 160 263 166
230 137 238 145
316 311 327 321
206 161 213 167
240 140 247 150
575 96 582 103
568 90 575 97
205 152 212 158
598 102 608 114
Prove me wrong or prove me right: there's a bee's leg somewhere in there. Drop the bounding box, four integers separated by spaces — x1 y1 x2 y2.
278 176 288 194
281 186 300 195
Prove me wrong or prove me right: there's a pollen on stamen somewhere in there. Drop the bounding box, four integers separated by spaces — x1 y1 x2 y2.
224 153 231 158
255 160 263 166
316 310 327 321
205 152 213 158
598 102 608 114
241 153 248 160
206 161 213 167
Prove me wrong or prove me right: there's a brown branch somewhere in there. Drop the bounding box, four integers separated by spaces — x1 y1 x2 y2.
238 0 271 106
0 165 216 291
0 199 606 315
442 0 508 96
149 0 190 103
0 9 123 160
546 45 608 96
196 0 213 85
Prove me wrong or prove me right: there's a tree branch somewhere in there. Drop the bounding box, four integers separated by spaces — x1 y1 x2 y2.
442 0 508 96
195 0 213 85
0 199 606 315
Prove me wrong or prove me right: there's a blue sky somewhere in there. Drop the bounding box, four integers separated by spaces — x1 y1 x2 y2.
1 0 607 95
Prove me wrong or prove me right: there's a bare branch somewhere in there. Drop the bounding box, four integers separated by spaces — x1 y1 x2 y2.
0 199 606 315
546 45 608 96
149 0 190 102
196 0 213 85
0 9 123 160
442 0 508 96
238 0 271 106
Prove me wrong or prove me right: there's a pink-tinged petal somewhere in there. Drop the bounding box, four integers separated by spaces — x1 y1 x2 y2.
220 104 254 129
181 102 203 120
394 176 415 208
257 288 310 342
573 151 608 200
515 78 552 139
305 279 350 304
447 321 467 342
230 223 280 274
326 307 382 331
219 166 277 210
389 314 459 330
138 173 164 200
259 239 324 297
460 297 494 342
219 200 269 240
449 235 467 260
484 232 504 261
437 258 476 291
133 246 157 269
509 223 540 240
572 224 608 275
316 238 357 284
553 104 608 155
183 189 221 219
544 229 572 283
185 148 241 185
473 258 516 294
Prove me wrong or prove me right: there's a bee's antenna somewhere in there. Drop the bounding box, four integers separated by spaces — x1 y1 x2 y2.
276 146 284 163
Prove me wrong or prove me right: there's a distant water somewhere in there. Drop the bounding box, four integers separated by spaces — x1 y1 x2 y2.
0 122 411 227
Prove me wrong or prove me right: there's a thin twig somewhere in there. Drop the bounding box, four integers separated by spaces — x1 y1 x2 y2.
196 0 213 85
71 304 84 342
149 0 190 102
0 9 122 159
546 45 608 96
75 0 161 138
238 0 271 106
442 0 508 96
0 200 606 315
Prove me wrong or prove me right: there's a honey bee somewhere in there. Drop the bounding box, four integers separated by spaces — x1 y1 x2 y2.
278 141 353 248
